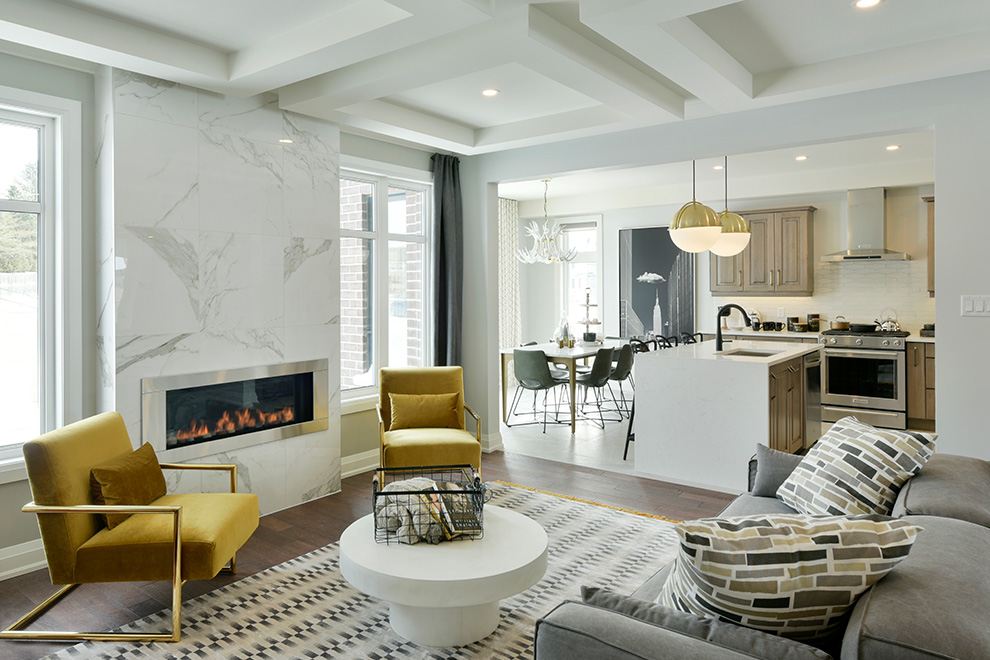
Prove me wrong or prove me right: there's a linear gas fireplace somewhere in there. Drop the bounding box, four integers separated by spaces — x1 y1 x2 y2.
142 359 329 461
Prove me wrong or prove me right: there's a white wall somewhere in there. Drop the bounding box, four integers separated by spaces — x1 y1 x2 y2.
110 70 342 514
462 70 990 460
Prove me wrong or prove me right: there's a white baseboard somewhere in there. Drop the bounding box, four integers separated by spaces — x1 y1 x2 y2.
341 448 379 478
482 431 503 453
0 538 46 582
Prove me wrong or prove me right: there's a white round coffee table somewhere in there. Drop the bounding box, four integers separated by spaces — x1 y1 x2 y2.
339 504 548 647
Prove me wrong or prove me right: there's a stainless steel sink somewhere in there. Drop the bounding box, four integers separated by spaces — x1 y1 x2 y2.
718 348 783 358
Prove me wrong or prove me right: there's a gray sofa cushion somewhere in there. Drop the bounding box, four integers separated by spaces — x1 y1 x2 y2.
719 493 798 517
841 515 990 660
536 601 820 660
752 443 805 496
564 588 833 660
891 453 990 528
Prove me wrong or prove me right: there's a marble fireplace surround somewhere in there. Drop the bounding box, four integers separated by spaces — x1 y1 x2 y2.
143 359 329 463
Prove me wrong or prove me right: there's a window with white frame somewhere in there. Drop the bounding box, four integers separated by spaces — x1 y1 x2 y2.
339 170 431 396
0 107 54 455
561 221 600 339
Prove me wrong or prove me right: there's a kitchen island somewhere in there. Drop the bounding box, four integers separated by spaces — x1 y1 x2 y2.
634 339 820 493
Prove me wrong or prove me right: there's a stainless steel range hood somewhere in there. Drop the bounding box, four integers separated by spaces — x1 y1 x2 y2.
821 188 910 262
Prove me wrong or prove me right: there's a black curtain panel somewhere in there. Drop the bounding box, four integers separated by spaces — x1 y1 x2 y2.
431 153 463 366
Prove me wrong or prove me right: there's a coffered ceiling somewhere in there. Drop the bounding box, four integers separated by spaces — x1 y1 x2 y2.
3 0 989 155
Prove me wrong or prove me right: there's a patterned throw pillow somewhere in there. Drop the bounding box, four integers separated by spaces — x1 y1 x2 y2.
657 514 921 640
777 416 936 516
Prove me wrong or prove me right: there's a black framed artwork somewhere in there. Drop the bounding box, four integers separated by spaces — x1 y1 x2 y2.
618 227 695 339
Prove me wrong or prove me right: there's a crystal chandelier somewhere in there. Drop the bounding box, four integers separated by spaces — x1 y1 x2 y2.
517 179 577 264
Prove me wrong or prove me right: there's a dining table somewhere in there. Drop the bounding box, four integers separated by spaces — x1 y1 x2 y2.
500 340 624 433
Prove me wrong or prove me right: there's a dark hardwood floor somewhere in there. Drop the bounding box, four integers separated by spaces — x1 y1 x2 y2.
0 451 734 660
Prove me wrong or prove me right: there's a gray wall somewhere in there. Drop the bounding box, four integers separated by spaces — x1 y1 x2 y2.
0 52 98 568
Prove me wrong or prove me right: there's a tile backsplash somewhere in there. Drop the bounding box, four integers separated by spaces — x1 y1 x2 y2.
716 260 935 332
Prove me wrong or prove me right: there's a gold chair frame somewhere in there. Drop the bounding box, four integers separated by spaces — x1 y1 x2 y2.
1 463 238 643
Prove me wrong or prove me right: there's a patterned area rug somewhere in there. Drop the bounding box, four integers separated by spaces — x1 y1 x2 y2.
42 484 681 660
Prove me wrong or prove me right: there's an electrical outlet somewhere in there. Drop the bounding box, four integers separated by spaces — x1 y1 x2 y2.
776 307 785 318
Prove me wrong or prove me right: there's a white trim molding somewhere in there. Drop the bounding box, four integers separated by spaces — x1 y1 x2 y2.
342 448 379 478
0 538 46 582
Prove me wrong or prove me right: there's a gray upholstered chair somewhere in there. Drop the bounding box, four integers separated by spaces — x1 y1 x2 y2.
577 347 621 428
507 349 568 432
608 343 635 417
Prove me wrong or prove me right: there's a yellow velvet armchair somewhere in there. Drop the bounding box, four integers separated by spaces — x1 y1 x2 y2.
0 411 259 643
377 366 482 473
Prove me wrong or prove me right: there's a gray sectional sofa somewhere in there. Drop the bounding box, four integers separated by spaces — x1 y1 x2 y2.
535 451 990 660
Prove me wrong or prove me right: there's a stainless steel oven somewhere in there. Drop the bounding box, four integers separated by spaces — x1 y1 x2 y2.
819 331 908 429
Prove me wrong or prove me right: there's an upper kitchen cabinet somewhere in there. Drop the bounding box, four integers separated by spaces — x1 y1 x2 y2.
710 206 815 296
923 196 934 297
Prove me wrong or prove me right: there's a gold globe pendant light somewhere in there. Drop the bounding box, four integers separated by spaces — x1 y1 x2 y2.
669 160 721 253
710 156 751 257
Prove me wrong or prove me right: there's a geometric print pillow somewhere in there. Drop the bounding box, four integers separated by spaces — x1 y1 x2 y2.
656 514 922 640
777 416 936 516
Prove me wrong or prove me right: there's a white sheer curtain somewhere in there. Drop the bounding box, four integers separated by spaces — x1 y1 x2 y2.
498 197 521 387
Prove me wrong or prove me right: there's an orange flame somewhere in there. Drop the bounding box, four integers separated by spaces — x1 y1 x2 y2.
172 406 296 444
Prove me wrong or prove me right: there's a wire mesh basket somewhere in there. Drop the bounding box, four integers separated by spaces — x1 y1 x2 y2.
372 465 486 545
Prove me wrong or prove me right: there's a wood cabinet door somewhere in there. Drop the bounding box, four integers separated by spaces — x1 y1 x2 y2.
906 342 927 419
768 365 784 452
743 213 774 292
710 253 743 293
768 357 803 454
785 362 805 454
774 210 811 294
924 197 934 296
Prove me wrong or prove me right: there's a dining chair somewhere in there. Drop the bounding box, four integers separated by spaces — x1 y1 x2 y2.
507 349 569 432
658 334 679 348
608 343 635 417
576 347 621 429
680 332 705 344
629 338 652 354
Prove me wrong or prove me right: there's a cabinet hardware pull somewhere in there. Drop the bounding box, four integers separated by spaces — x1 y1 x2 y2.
777 269 782 287
913 345 918 367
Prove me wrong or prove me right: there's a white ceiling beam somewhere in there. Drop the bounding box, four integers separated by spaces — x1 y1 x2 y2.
525 5 683 120
580 0 753 113
475 106 636 149
755 29 990 103
0 0 231 91
228 0 494 96
278 15 522 112
580 0 740 24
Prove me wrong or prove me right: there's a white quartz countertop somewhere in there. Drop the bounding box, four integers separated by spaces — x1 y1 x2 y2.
655 339 820 365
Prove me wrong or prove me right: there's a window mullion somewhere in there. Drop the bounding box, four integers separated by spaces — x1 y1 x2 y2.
375 175 389 370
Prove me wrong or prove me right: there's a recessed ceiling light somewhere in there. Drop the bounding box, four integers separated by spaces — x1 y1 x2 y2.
482 88 499 97
795 155 808 161
853 0 882 8
886 144 900 151
713 165 724 170
279 139 293 144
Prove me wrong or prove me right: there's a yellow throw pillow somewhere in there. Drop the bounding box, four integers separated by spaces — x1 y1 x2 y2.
389 392 461 430
90 442 168 529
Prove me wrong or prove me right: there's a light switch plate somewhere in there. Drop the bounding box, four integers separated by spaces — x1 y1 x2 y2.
960 295 990 317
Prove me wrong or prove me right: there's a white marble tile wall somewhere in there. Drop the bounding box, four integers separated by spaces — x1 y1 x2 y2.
716 260 935 332
111 70 341 514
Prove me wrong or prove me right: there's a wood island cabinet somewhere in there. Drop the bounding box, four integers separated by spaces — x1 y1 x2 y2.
769 356 804 454
907 341 936 425
923 196 934 297
710 206 815 296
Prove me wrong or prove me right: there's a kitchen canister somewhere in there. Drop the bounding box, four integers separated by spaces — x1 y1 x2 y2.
807 313 821 332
